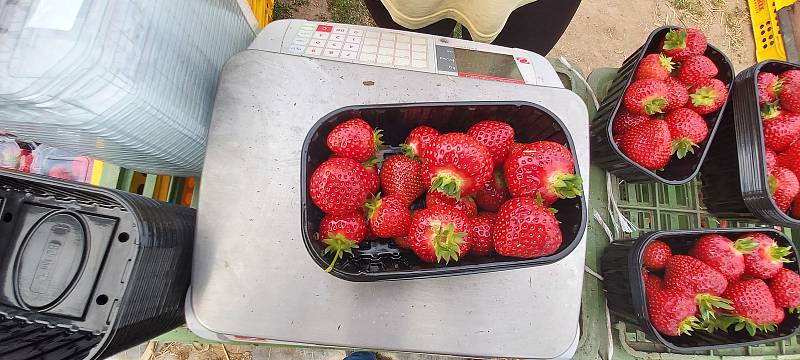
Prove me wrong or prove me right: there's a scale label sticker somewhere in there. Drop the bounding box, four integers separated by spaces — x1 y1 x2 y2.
435 45 457 73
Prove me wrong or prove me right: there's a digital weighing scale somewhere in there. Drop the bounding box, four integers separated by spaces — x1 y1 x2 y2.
187 19 589 358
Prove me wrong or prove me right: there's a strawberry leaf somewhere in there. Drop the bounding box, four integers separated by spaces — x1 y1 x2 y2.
551 173 583 199
761 101 781 119
431 221 465 264
430 175 463 199
671 138 698 159
734 238 759 254
659 54 675 72
322 233 360 273
768 175 779 196
770 244 793 262
662 29 688 51
690 87 719 107
644 97 668 115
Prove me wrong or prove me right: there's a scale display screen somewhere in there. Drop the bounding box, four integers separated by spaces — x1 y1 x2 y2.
435 45 524 83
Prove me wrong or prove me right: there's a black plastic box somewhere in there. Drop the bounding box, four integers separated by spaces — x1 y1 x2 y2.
601 228 800 352
0 170 195 360
591 26 734 184
701 60 800 228
300 102 588 281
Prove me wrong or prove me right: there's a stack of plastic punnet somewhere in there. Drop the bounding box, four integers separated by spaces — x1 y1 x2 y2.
0 0 255 176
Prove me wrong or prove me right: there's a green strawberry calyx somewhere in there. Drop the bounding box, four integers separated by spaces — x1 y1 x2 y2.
534 193 559 214
429 220 466 264
768 175 779 196
790 307 800 314
761 102 781 120
644 97 668 115
690 87 720 107
662 29 688 51
768 244 793 263
676 315 700 336
773 78 785 96
671 137 699 159
659 54 675 72
714 315 777 336
400 143 421 161
430 172 465 199
733 238 759 254
373 129 387 152
493 170 507 189
549 173 583 199
363 194 383 220
322 232 360 273
695 294 733 321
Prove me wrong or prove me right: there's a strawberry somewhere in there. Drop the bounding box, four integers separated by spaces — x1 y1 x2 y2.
664 77 690 111
719 279 778 335
623 79 670 115
327 118 383 162
643 272 664 300
508 142 526 159
503 141 582 204
775 307 786 324
647 288 700 336
475 169 511 212
665 108 708 159
318 212 368 272
769 268 800 309
611 111 649 137
310 157 372 215
762 103 800 152
635 54 675 81
469 212 496 256
779 81 800 113
742 232 792 279
364 163 380 195
425 191 478 217
660 28 708 60
423 133 493 199
677 55 718 87
689 234 758 282
393 236 411 249
364 195 412 238
687 78 728 115
408 207 471 263
494 197 562 258
793 196 800 219
643 240 672 271
664 255 728 296
467 120 515 167
766 148 778 170
769 166 800 212
758 72 781 105
777 142 800 176
620 119 672 171
781 69 800 87
380 155 425 205
402 125 440 159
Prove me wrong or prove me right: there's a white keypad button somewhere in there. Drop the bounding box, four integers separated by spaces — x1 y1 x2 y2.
363 38 379 46
341 51 357 60
377 55 393 64
333 27 348 34
395 49 409 58
310 39 326 47
396 42 410 51
362 45 378 54
412 59 426 68
412 37 426 45
366 31 381 38
396 34 411 43
288 45 304 54
305 47 323 56
323 49 341 57
344 43 360 52
298 30 313 37
412 51 426 60
346 36 362 43
326 41 342 50
330 34 345 42
313 32 330 40
294 37 310 45
349 29 364 36
378 47 393 55
300 25 315 31
381 33 396 41
379 39 395 48
360 53 377 62
412 44 426 52
394 57 410 66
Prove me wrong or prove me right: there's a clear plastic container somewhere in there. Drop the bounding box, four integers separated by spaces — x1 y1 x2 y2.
0 0 255 175
30 146 94 183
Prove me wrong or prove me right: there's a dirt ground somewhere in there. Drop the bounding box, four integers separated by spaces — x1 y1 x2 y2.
277 0 757 73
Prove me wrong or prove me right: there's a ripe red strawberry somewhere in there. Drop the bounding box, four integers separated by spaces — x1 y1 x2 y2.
612 111 649 137
689 234 758 282
742 232 792 279
766 148 778 170
475 170 510 212
647 288 700 336
469 212 496 256
779 81 800 113
665 255 728 296
402 126 440 159
777 142 800 176
364 195 412 238
660 28 708 60
687 78 728 115
503 141 582 204
380 155 425 205
635 54 675 81
781 69 800 87
793 197 800 219
423 133 493 198
623 79 670 115
364 163 380 195
665 108 708 159
494 197 562 258
643 272 664 300
677 55 718 87
393 236 411 249
620 120 672 171
643 240 672 271
467 120 515 167
664 77 690 111
318 212 368 272
758 72 781 105
327 118 383 162
768 268 800 309
720 279 779 335
775 307 786 324
310 158 371 215
769 166 800 212
508 142 526 159
762 104 800 152
408 207 471 263
425 191 478 216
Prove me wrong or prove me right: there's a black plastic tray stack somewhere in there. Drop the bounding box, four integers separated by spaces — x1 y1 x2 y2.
301 102 588 281
601 228 800 352
591 26 734 184
0 170 195 360
701 60 800 228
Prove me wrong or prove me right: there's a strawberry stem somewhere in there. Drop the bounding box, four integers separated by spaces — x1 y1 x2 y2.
662 29 688 51
429 221 466 264
690 87 719 107
550 173 583 199
322 232 359 272
671 138 698 159
430 174 463 199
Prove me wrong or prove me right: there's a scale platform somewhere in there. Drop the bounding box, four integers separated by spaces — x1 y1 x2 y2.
187 19 589 359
